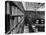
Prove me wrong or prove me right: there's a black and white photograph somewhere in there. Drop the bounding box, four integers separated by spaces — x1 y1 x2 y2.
5 1 45 34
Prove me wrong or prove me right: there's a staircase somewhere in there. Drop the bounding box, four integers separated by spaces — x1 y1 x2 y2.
24 25 29 33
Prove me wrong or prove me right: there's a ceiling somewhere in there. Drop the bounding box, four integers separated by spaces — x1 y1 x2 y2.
22 2 45 11
13 1 45 11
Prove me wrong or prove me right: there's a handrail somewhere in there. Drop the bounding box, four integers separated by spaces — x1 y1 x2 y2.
7 17 24 34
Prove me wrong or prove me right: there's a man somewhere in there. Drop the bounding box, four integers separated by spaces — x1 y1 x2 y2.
24 16 34 33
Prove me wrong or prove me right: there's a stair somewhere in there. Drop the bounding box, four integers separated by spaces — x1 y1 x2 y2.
24 25 29 33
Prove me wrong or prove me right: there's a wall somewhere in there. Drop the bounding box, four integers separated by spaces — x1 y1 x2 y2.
12 6 24 16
